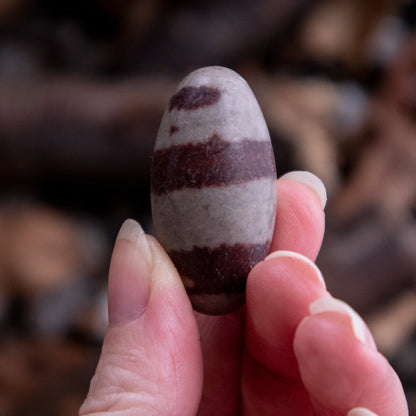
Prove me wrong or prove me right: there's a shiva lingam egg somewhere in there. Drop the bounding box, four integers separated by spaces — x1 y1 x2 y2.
151 66 277 315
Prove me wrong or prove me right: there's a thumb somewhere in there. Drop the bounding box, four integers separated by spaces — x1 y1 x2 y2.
79 220 203 416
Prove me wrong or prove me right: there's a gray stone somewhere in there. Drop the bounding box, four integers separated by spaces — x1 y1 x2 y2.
151 66 277 315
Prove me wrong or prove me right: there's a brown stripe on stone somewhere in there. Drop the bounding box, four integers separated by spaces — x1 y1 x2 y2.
151 135 276 195
169 86 221 111
168 242 271 295
169 125 179 136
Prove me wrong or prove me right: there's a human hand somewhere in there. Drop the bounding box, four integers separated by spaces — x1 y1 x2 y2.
79 171 408 416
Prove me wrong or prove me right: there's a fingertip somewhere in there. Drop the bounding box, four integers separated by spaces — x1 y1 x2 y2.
246 250 328 378
294 305 409 416
348 408 379 416
108 219 151 326
308 297 375 347
272 176 325 261
280 171 327 209
264 250 326 289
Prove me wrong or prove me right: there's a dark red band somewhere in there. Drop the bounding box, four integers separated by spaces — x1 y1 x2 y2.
168 242 271 295
169 125 179 136
151 135 276 195
169 86 221 111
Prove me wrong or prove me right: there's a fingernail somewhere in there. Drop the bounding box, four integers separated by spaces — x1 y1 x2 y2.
108 219 152 326
265 250 326 289
348 407 378 416
309 297 367 344
280 171 327 209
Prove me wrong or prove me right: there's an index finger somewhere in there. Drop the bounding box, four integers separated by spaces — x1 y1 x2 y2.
196 171 327 415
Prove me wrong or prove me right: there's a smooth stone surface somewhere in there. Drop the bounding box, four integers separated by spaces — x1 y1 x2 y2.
151 66 277 315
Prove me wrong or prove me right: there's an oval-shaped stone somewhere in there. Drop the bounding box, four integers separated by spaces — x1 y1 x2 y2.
151 66 277 315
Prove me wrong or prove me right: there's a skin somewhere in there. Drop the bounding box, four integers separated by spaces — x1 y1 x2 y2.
79 176 408 416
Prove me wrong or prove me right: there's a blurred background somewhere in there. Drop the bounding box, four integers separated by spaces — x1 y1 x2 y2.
0 0 415 414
